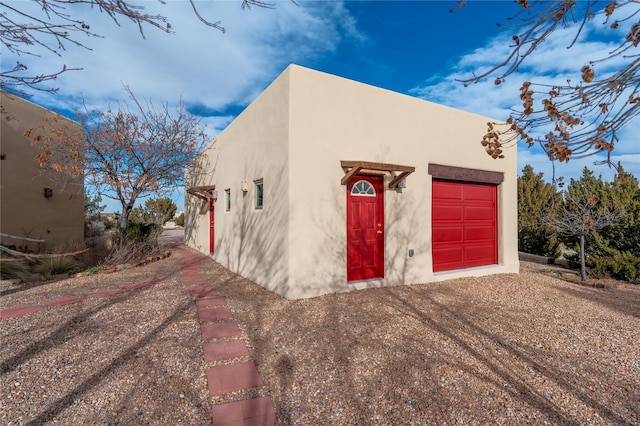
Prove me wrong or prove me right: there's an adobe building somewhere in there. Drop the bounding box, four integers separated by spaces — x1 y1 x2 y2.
185 65 519 299
1 91 84 252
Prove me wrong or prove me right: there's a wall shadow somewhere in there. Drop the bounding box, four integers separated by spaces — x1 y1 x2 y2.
214 266 639 424
215 162 289 298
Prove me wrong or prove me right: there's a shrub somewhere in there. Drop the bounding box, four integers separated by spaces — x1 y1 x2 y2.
101 239 158 267
587 251 640 284
0 258 30 280
175 212 185 227
112 222 161 245
79 237 112 269
33 255 81 279
85 218 107 238
519 225 562 258
100 215 117 229
126 222 161 242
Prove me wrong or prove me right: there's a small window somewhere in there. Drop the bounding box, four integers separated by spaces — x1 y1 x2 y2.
225 189 231 212
351 180 375 196
254 179 263 209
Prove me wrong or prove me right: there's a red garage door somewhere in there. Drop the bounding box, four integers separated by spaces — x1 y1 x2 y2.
432 180 497 272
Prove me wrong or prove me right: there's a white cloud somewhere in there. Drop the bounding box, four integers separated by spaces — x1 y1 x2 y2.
410 10 640 182
4 0 364 134
2 0 366 212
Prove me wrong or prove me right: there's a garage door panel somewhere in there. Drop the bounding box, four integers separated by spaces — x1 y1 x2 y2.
433 205 463 221
432 180 497 272
433 181 463 200
464 226 495 241
433 227 463 243
432 246 464 270
464 205 495 221
464 244 497 261
464 184 496 201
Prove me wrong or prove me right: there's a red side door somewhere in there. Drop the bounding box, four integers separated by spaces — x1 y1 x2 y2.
209 197 214 254
347 175 384 281
432 180 497 272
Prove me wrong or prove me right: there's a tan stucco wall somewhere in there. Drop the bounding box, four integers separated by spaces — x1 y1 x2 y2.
186 65 519 299
1 91 84 252
185 70 291 296
285 65 519 299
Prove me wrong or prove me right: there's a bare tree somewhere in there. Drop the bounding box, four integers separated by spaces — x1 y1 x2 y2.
0 0 275 93
453 0 639 165
27 86 209 244
547 191 624 281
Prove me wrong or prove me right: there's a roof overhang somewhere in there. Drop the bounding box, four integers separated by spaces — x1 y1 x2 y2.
187 185 216 200
340 160 415 189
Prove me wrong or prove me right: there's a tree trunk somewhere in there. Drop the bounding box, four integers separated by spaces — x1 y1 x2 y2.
579 234 587 282
119 204 133 246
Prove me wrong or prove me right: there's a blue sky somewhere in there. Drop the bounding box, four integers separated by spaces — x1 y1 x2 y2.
4 0 639 213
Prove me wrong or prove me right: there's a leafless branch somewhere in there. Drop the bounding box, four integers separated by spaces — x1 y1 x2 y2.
0 0 280 92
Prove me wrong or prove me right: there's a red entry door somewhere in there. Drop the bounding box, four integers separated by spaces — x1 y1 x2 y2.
209 198 214 254
347 175 384 281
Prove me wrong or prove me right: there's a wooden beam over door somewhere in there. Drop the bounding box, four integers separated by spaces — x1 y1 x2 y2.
187 185 216 200
340 160 415 189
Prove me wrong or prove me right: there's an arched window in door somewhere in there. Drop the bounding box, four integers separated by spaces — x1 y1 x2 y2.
350 180 376 196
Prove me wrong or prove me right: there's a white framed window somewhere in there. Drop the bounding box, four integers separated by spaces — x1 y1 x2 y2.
225 189 231 212
351 180 376 196
254 179 263 210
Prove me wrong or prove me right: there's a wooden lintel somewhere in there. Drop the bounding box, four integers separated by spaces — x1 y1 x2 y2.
428 164 504 184
389 171 411 189
187 185 216 200
341 160 414 173
340 160 415 186
341 165 363 185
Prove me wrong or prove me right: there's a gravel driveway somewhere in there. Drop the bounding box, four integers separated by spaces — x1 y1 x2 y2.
1 242 639 425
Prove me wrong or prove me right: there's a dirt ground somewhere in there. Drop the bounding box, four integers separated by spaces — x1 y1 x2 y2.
2 235 638 425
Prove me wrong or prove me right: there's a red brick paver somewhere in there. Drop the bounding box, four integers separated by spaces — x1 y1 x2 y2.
198 307 234 323
203 340 250 362
0 305 43 318
211 396 277 426
206 362 264 396
201 322 242 340
1 276 170 320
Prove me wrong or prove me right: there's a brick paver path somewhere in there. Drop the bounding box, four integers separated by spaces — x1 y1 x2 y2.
1 246 277 425
176 247 277 425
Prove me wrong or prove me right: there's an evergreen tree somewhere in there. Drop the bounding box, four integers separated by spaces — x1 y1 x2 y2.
561 166 639 283
84 190 106 217
145 198 178 225
517 165 562 258
602 165 640 254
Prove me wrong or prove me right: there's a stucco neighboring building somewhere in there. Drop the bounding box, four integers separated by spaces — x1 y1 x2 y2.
185 65 519 299
1 91 84 252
